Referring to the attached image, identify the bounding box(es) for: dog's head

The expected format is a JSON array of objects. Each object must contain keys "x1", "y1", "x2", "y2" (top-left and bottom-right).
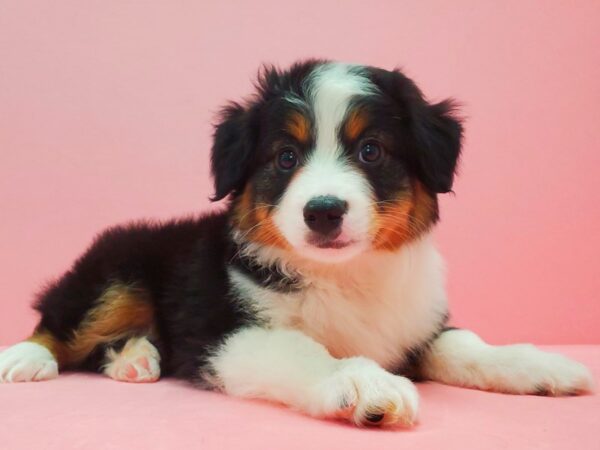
[{"x1": 211, "y1": 60, "x2": 463, "y2": 262}]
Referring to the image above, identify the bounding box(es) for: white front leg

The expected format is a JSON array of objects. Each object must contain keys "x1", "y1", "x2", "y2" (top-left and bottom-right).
[
  {"x1": 421, "y1": 329, "x2": 594, "y2": 395},
  {"x1": 207, "y1": 327, "x2": 419, "y2": 427}
]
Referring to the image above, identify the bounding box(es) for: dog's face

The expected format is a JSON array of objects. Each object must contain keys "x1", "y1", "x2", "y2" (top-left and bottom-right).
[{"x1": 211, "y1": 61, "x2": 462, "y2": 262}]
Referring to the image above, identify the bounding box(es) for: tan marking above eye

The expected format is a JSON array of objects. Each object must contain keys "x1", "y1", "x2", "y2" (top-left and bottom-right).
[
  {"x1": 286, "y1": 112, "x2": 311, "y2": 144},
  {"x1": 345, "y1": 109, "x2": 370, "y2": 141}
]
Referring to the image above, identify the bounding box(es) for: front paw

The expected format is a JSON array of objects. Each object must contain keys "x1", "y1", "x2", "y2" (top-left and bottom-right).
[
  {"x1": 313, "y1": 357, "x2": 419, "y2": 427},
  {"x1": 493, "y1": 345, "x2": 595, "y2": 396},
  {"x1": 526, "y1": 348, "x2": 594, "y2": 396}
]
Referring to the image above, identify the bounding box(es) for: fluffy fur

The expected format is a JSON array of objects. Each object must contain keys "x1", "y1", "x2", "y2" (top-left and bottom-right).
[{"x1": 0, "y1": 60, "x2": 593, "y2": 428}]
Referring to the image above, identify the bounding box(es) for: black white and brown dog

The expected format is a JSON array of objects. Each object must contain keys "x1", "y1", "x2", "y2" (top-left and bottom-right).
[{"x1": 0, "y1": 60, "x2": 593, "y2": 427}]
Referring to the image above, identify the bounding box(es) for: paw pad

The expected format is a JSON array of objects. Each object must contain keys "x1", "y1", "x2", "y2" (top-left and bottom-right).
[{"x1": 103, "y1": 338, "x2": 160, "y2": 383}]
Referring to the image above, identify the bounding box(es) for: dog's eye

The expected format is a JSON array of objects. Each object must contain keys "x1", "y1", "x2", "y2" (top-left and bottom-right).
[
  {"x1": 277, "y1": 147, "x2": 298, "y2": 171},
  {"x1": 358, "y1": 141, "x2": 382, "y2": 164}
]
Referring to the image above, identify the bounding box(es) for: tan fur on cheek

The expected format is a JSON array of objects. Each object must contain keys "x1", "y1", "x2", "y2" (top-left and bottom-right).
[
  {"x1": 233, "y1": 183, "x2": 290, "y2": 249},
  {"x1": 232, "y1": 186, "x2": 255, "y2": 230},
  {"x1": 372, "y1": 196, "x2": 414, "y2": 251},
  {"x1": 372, "y1": 182, "x2": 438, "y2": 251},
  {"x1": 411, "y1": 181, "x2": 438, "y2": 233},
  {"x1": 252, "y1": 208, "x2": 290, "y2": 249}
]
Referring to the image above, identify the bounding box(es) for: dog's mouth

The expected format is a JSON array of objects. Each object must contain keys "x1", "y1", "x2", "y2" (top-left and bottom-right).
[
  {"x1": 305, "y1": 231, "x2": 356, "y2": 250},
  {"x1": 315, "y1": 240, "x2": 354, "y2": 249}
]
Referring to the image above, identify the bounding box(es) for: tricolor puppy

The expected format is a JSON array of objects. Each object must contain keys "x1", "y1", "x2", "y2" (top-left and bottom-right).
[{"x1": 0, "y1": 61, "x2": 593, "y2": 427}]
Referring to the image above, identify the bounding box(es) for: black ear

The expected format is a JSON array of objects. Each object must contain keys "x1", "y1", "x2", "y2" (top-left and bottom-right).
[
  {"x1": 411, "y1": 99, "x2": 463, "y2": 193},
  {"x1": 210, "y1": 102, "x2": 257, "y2": 201},
  {"x1": 368, "y1": 67, "x2": 463, "y2": 193}
]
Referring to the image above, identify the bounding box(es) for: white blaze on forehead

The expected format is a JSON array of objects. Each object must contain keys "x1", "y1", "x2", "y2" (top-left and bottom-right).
[
  {"x1": 272, "y1": 63, "x2": 378, "y2": 261},
  {"x1": 306, "y1": 63, "x2": 376, "y2": 158}
]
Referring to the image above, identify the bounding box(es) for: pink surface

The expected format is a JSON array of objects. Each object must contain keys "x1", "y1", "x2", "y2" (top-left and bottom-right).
[
  {"x1": 0, "y1": 346, "x2": 597, "y2": 449},
  {"x1": 1, "y1": 1, "x2": 600, "y2": 345}
]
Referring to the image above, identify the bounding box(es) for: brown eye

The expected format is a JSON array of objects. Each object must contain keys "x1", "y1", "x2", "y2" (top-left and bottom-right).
[
  {"x1": 359, "y1": 141, "x2": 382, "y2": 164},
  {"x1": 277, "y1": 147, "x2": 298, "y2": 171}
]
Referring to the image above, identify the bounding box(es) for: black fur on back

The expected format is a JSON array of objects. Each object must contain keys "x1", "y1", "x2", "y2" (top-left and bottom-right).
[{"x1": 34, "y1": 213, "x2": 256, "y2": 379}]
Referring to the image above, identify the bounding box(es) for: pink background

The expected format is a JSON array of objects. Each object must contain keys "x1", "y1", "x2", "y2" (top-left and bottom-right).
[
  {"x1": 0, "y1": 1, "x2": 599, "y2": 345},
  {"x1": 2, "y1": 346, "x2": 598, "y2": 450}
]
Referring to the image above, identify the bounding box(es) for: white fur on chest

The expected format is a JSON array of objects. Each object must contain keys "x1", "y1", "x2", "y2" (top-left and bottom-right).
[{"x1": 230, "y1": 235, "x2": 448, "y2": 370}]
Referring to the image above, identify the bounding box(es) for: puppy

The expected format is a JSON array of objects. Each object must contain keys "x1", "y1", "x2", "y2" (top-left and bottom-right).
[{"x1": 0, "y1": 60, "x2": 593, "y2": 427}]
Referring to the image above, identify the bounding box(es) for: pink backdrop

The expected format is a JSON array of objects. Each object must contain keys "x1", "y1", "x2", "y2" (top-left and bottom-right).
[{"x1": 1, "y1": 1, "x2": 599, "y2": 345}]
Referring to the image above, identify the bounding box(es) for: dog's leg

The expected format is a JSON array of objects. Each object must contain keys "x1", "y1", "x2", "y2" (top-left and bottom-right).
[
  {"x1": 420, "y1": 328, "x2": 594, "y2": 395},
  {"x1": 103, "y1": 336, "x2": 161, "y2": 383},
  {"x1": 0, "y1": 341, "x2": 58, "y2": 383},
  {"x1": 0, "y1": 282, "x2": 155, "y2": 383},
  {"x1": 206, "y1": 327, "x2": 418, "y2": 427}
]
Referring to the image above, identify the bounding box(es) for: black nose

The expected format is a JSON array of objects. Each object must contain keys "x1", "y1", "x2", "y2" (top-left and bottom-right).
[{"x1": 303, "y1": 196, "x2": 348, "y2": 235}]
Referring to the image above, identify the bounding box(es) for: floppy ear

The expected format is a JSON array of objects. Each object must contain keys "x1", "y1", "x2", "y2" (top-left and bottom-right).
[
  {"x1": 210, "y1": 102, "x2": 257, "y2": 201},
  {"x1": 411, "y1": 99, "x2": 463, "y2": 193},
  {"x1": 368, "y1": 68, "x2": 463, "y2": 193}
]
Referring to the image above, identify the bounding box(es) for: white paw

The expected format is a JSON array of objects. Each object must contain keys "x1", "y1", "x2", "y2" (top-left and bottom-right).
[
  {"x1": 313, "y1": 357, "x2": 419, "y2": 427},
  {"x1": 512, "y1": 346, "x2": 594, "y2": 395},
  {"x1": 488, "y1": 345, "x2": 595, "y2": 396},
  {"x1": 0, "y1": 342, "x2": 58, "y2": 383},
  {"x1": 103, "y1": 337, "x2": 161, "y2": 383}
]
